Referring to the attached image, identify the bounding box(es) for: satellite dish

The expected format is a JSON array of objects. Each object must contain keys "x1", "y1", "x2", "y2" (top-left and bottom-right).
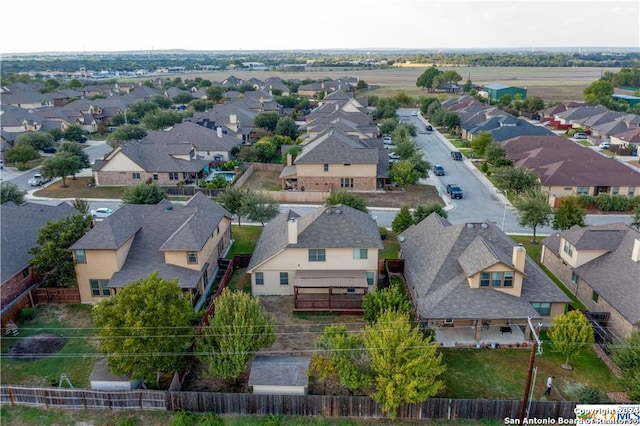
[
  {"x1": 370, "y1": 215, "x2": 377, "y2": 221},
  {"x1": 398, "y1": 236, "x2": 405, "y2": 242}
]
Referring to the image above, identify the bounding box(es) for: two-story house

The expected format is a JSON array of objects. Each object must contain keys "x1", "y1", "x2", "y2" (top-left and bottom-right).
[
  {"x1": 69, "y1": 193, "x2": 232, "y2": 309},
  {"x1": 246, "y1": 204, "x2": 383, "y2": 313},
  {"x1": 541, "y1": 223, "x2": 640, "y2": 340},
  {"x1": 399, "y1": 213, "x2": 570, "y2": 346}
]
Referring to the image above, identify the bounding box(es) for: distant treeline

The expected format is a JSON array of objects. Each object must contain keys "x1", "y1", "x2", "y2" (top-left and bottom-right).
[{"x1": 2, "y1": 51, "x2": 639, "y2": 76}]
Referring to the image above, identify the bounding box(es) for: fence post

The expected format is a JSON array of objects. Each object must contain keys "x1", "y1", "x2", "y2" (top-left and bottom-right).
[
  {"x1": 8, "y1": 386, "x2": 15, "y2": 405},
  {"x1": 43, "y1": 388, "x2": 48, "y2": 408}
]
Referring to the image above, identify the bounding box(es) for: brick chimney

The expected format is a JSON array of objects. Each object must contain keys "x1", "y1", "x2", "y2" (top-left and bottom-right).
[
  {"x1": 287, "y1": 218, "x2": 297, "y2": 245},
  {"x1": 632, "y1": 238, "x2": 640, "y2": 263},
  {"x1": 512, "y1": 244, "x2": 526, "y2": 271}
]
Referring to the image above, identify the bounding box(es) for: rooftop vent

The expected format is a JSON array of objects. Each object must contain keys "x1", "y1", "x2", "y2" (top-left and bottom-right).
[
  {"x1": 166, "y1": 205, "x2": 173, "y2": 211},
  {"x1": 481, "y1": 223, "x2": 488, "y2": 229},
  {"x1": 466, "y1": 223, "x2": 474, "y2": 229}
]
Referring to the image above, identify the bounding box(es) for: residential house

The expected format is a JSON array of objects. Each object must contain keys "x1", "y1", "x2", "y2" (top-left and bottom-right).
[
  {"x1": 1, "y1": 202, "x2": 77, "y2": 328},
  {"x1": 69, "y1": 193, "x2": 232, "y2": 308},
  {"x1": 398, "y1": 214, "x2": 570, "y2": 345},
  {"x1": 466, "y1": 114, "x2": 553, "y2": 142},
  {"x1": 610, "y1": 127, "x2": 640, "y2": 150},
  {"x1": 541, "y1": 223, "x2": 640, "y2": 340},
  {"x1": 0, "y1": 105, "x2": 44, "y2": 133},
  {"x1": 246, "y1": 204, "x2": 383, "y2": 313}
]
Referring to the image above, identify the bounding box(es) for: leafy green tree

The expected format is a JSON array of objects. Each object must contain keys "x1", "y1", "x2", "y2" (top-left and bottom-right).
[
  {"x1": 253, "y1": 139, "x2": 277, "y2": 162},
  {"x1": 547, "y1": 310, "x2": 595, "y2": 370},
  {"x1": 150, "y1": 95, "x2": 173, "y2": 109},
  {"x1": 206, "y1": 86, "x2": 223, "y2": 102},
  {"x1": 217, "y1": 186, "x2": 248, "y2": 226},
  {"x1": 49, "y1": 128, "x2": 64, "y2": 142},
  {"x1": 394, "y1": 91, "x2": 414, "y2": 107},
  {"x1": 40, "y1": 151, "x2": 82, "y2": 187},
  {"x1": 389, "y1": 160, "x2": 421, "y2": 186},
  {"x1": 240, "y1": 191, "x2": 280, "y2": 226},
  {"x1": 432, "y1": 70, "x2": 463, "y2": 90},
  {"x1": 416, "y1": 67, "x2": 442, "y2": 89},
  {"x1": 392, "y1": 205, "x2": 415, "y2": 233},
  {"x1": 1, "y1": 182, "x2": 26, "y2": 205},
  {"x1": 72, "y1": 198, "x2": 91, "y2": 215},
  {"x1": 282, "y1": 145, "x2": 302, "y2": 164},
  {"x1": 356, "y1": 80, "x2": 369, "y2": 90},
  {"x1": 378, "y1": 118, "x2": 398, "y2": 136},
  {"x1": 631, "y1": 207, "x2": 640, "y2": 231},
  {"x1": 584, "y1": 80, "x2": 614, "y2": 105},
  {"x1": 189, "y1": 98, "x2": 214, "y2": 112},
  {"x1": 442, "y1": 111, "x2": 461, "y2": 132},
  {"x1": 254, "y1": 112, "x2": 279, "y2": 132},
  {"x1": 172, "y1": 92, "x2": 193, "y2": 105},
  {"x1": 6, "y1": 144, "x2": 40, "y2": 168},
  {"x1": 362, "y1": 310, "x2": 445, "y2": 419},
  {"x1": 413, "y1": 202, "x2": 448, "y2": 223},
  {"x1": 610, "y1": 331, "x2": 640, "y2": 402},
  {"x1": 424, "y1": 99, "x2": 441, "y2": 118},
  {"x1": 325, "y1": 190, "x2": 368, "y2": 212},
  {"x1": 513, "y1": 189, "x2": 553, "y2": 244},
  {"x1": 522, "y1": 96, "x2": 545, "y2": 112},
  {"x1": 361, "y1": 281, "x2": 411, "y2": 325},
  {"x1": 63, "y1": 125, "x2": 85, "y2": 142},
  {"x1": 552, "y1": 197, "x2": 587, "y2": 230},
  {"x1": 29, "y1": 213, "x2": 91, "y2": 287},
  {"x1": 15, "y1": 131, "x2": 55, "y2": 151},
  {"x1": 107, "y1": 125, "x2": 148, "y2": 148},
  {"x1": 93, "y1": 271, "x2": 197, "y2": 386},
  {"x1": 68, "y1": 78, "x2": 83, "y2": 89},
  {"x1": 142, "y1": 109, "x2": 184, "y2": 130},
  {"x1": 58, "y1": 141, "x2": 90, "y2": 169},
  {"x1": 274, "y1": 94, "x2": 299, "y2": 108},
  {"x1": 197, "y1": 289, "x2": 275, "y2": 380},
  {"x1": 374, "y1": 98, "x2": 399, "y2": 120},
  {"x1": 317, "y1": 324, "x2": 373, "y2": 395},
  {"x1": 122, "y1": 183, "x2": 167, "y2": 204},
  {"x1": 484, "y1": 142, "x2": 507, "y2": 164},
  {"x1": 493, "y1": 166, "x2": 539, "y2": 195},
  {"x1": 274, "y1": 116, "x2": 298, "y2": 139},
  {"x1": 471, "y1": 132, "x2": 493, "y2": 158}
]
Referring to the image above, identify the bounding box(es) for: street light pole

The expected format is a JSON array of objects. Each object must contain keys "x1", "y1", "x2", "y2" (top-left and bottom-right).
[{"x1": 501, "y1": 190, "x2": 508, "y2": 231}]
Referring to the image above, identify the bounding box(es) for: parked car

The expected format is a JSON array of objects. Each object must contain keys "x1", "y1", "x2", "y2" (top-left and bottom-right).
[
  {"x1": 0, "y1": 159, "x2": 4, "y2": 169},
  {"x1": 28, "y1": 174, "x2": 51, "y2": 186},
  {"x1": 106, "y1": 126, "x2": 118, "y2": 133},
  {"x1": 42, "y1": 146, "x2": 57, "y2": 154},
  {"x1": 388, "y1": 152, "x2": 401, "y2": 160},
  {"x1": 574, "y1": 132, "x2": 588, "y2": 139},
  {"x1": 91, "y1": 207, "x2": 115, "y2": 221},
  {"x1": 599, "y1": 141, "x2": 611, "y2": 149},
  {"x1": 425, "y1": 124, "x2": 433, "y2": 132},
  {"x1": 451, "y1": 151, "x2": 463, "y2": 161},
  {"x1": 446, "y1": 184, "x2": 463, "y2": 199},
  {"x1": 79, "y1": 135, "x2": 88, "y2": 143},
  {"x1": 383, "y1": 136, "x2": 393, "y2": 145},
  {"x1": 411, "y1": 111, "x2": 419, "y2": 116},
  {"x1": 433, "y1": 165, "x2": 445, "y2": 176}
]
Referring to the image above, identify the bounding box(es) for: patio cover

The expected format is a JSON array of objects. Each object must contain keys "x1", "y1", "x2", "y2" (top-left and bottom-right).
[{"x1": 294, "y1": 270, "x2": 368, "y2": 288}]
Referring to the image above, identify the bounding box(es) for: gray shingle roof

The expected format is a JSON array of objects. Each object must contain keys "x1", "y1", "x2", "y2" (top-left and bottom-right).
[
  {"x1": 248, "y1": 356, "x2": 310, "y2": 388},
  {"x1": 399, "y1": 214, "x2": 569, "y2": 320},
  {"x1": 145, "y1": 122, "x2": 241, "y2": 153},
  {"x1": 295, "y1": 129, "x2": 379, "y2": 164}
]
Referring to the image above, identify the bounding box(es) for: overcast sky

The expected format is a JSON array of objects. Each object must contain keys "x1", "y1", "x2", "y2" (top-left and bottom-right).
[{"x1": 2, "y1": 0, "x2": 638, "y2": 54}]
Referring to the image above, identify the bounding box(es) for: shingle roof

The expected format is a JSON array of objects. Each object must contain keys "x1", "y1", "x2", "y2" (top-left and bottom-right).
[
  {"x1": 145, "y1": 122, "x2": 240, "y2": 153},
  {"x1": 399, "y1": 214, "x2": 569, "y2": 320},
  {"x1": 248, "y1": 356, "x2": 310, "y2": 388},
  {"x1": 295, "y1": 129, "x2": 379, "y2": 164}
]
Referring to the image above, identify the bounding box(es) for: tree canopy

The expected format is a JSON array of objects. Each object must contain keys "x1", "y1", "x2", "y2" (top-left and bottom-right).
[
  {"x1": 15, "y1": 131, "x2": 55, "y2": 151},
  {"x1": 40, "y1": 151, "x2": 83, "y2": 187},
  {"x1": 513, "y1": 189, "x2": 553, "y2": 243},
  {"x1": 552, "y1": 197, "x2": 587, "y2": 230},
  {"x1": 392, "y1": 205, "x2": 414, "y2": 233},
  {"x1": 254, "y1": 112, "x2": 280, "y2": 132},
  {"x1": 325, "y1": 191, "x2": 368, "y2": 213},
  {"x1": 547, "y1": 310, "x2": 595, "y2": 370},
  {"x1": 93, "y1": 271, "x2": 198, "y2": 386},
  {"x1": 274, "y1": 116, "x2": 298, "y2": 139},
  {"x1": 1, "y1": 182, "x2": 26, "y2": 205},
  {"x1": 58, "y1": 141, "x2": 90, "y2": 169},
  {"x1": 6, "y1": 144, "x2": 40, "y2": 168},
  {"x1": 610, "y1": 331, "x2": 640, "y2": 402},
  {"x1": 361, "y1": 280, "x2": 412, "y2": 325},
  {"x1": 240, "y1": 191, "x2": 280, "y2": 226},
  {"x1": 122, "y1": 183, "x2": 167, "y2": 204},
  {"x1": 493, "y1": 166, "x2": 539, "y2": 195},
  {"x1": 416, "y1": 67, "x2": 442, "y2": 89}
]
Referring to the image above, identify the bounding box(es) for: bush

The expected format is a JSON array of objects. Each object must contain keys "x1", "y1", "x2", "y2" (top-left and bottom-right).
[
  {"x1": 171, "y1": 411, "x2": 195, "y2": 426},
  {"x1": 480, "y1": 162, "x2": 489, "y2": 173},
  {"x1": 576, "y1": 194, "x2": 595, "y2": 208},
  {"x1": 379, "y1": 227, "x2": 388, "y2": 240},
  {"x1": 564, "y1": 383, "x2": 609, "y2": 403},
  {"x1": 19, "y1": 306, "x2": 37, "y2": 322}
]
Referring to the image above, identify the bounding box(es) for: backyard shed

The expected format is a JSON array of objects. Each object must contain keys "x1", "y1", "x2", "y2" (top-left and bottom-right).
[
  {"x1": 90, "y1": 359, "x2": 141, "y2": 391},
  {"x1": 248, "y1": 356, "x2": 310, "y2": 395}
]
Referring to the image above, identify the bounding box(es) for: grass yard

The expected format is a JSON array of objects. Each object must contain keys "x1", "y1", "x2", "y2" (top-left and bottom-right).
[
  {"x1": 226, "y1": 225, "x2": 262, "y2": 258},
  {"x1": 379, "y1": 229, "x2": 400, "y2": 259},
  {"x1": 1, "y1": 304, "x2": 98, "y2": 388},
  {"x1": 34, "y1": 176, "x2": 125, "y2": 199}
]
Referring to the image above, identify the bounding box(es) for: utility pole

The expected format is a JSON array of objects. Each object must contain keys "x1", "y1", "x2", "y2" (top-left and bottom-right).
[{"x1": 518, "y1": 340, "x2": 538, "y2": 423}]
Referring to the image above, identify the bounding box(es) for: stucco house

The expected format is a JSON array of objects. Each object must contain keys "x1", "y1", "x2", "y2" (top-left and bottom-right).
[
  {"x1": 246, "y1": 204, "x2": 383, "y2": 313},
  {"x1": 541, "y1": 223, "x2": 640, "y2": 340},
  {"x1": 398, "y1": 214, "x2": 570, "y2": 345},
  {"x1": 69, "y1": 193, "x2": 232, "y2": 309}
]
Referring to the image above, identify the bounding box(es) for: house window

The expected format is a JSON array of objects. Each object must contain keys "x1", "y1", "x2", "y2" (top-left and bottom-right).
[
  {"x1": 347, "y1": 288, "x2": 355, "y2": 294},
  {"x1": 280, "y1": 272, "x2": 289, "y2": 286},
  {"x1": 503, "y1": 271, "x2": 514, "y2": 287},
  {"x1": 255, "y1": 272, "x2": 264, "y2": 285},
  {"x1": 169, "y1": 172, "x2": 179, "y2": 180},
  {"x1": 90, "y1": 279, "x2": 110, "y2": 297},
  {"x1": 563, "y1": 240, "x2": 575, "y2": 257},
  {"x1": 629, "y1": 186, "x2": 636, "y2": 197},
  {"x1": 344, "y1": 163, "x2": 351, "y2": 166},
  {"x1": 132, "y1": 172, "x2": 141, "y2": 179},
  {"x1": 571, "y1": 271, "x2": 579, "y2": 284},
  {"x1": 592, "y1": 291, "x2": 599, "y2": 303},
  {"x1": 153, "y1": 173, "x2": 158, "y2": 181},
  {"x1": 187, "y1": 251, "x2": 198, "y2": 264},
  {"x1": 491, "y1": 272, "x2": 502, "y2": 287},
  {"x1": 366, "y1": 271, "x2": 374, "y2": 286},
  {"x1": 21, "y1": 267, "x2": 30, "y2": 279},
  {"x1": 576, "y1": 186, "x2": 589, "y2": 195},
  {"x1": 353, "y1": 249, "x2": 368, "y2": 259},
  {"x1": 531, "y1": 302, "x2": 551, "y2": 316},
  {"x1": 75, "y1": 249, "x2": 86, "y2": 264},
  {"x1": 323, "y1": 164, "x2": 329, "y2": 172},
  {"x1": 612, "y1": 186, "x2": 619, "y2": 195},
  {"x1": 480, "y1": 272, "x2": 490, "y2": 287},
  {"x1": 308, "y1": 249, "x2": 326, "y2": 262},
  {"x1": 340, "y1": 178, "x2": 354, "y2": 188}
]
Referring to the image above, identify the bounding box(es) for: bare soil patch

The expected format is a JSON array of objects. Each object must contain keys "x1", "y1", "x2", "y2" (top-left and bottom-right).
[
  {"x1": 238, "y1": 170, "x2": 282, "y2": 191},
  {"x1": 8, "y1": 333, "x2": 67, "y2": 361}
]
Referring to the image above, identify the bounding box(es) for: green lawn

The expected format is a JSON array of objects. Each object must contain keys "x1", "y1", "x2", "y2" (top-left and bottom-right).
[
  {"x1": 1, "y1": 304, "x2": 98, "y2": 388},
  {"x1": 379, "y1": 229, "x2": 400, "y2": 259},
  {"x1": 226, "y1": 225, "x2": 262, "y2": 258}
]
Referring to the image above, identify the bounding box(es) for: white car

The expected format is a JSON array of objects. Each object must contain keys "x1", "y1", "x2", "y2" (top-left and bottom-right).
[
  {"x1": 28, "y1": 174, "x2": 51, "y2": 186},
  {"x1": 383, "y1": 136, "x2": 393, "y2": 145},
  {"x1": 91, "y1": 207, "x2": 115, "y2": 220},
  {"x1": 411, "y1": 111, "x2": 419, "y2": 116},
  {"x1": 599, "y1": 142, "x2": 611, "y2": 149}
]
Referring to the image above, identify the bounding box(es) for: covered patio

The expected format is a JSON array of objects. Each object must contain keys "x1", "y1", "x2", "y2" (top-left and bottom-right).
[
  {"x1": 433, "y1": 322, "x2": 530, "y2": 348},
  {"x1": 293, "y1": 270, "x2": 369, "y2": 314}
]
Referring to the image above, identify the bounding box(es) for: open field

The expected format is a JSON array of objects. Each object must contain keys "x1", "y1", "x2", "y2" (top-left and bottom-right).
[{"x1": 175, "y1": 66, "x2": 613, "y2": 102}]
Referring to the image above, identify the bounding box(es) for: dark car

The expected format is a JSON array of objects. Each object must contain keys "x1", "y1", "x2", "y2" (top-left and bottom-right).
[
  {"x1": 425, "y1": 124, "x2": 433, "y2": 132},
  {"x1": 433, "y1": 165, "x2": 445, "y2": 176},
  {"x1": 42, "y1": 146, "x2": 57, "y2": 154},
  {"x1": 451, "y1": 151, "x2": 463, "y2": 161},
  {"x1": 79, "y1": 135, "x2": 88, "y2": 143},
  {"x1": 446, "y1": 184, "x2": 463, "y2": 199}
]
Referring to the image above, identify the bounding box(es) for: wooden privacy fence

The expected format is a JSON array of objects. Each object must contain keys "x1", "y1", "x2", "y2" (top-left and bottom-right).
[
  {"x1": 34, "y1": 288, "x2": 81, "y2": 304},
  {"x1": 0, "y1": 386, "x2": 578, "y2": 421}
]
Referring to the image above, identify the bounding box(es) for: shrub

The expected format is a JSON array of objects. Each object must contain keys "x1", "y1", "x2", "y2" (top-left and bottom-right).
[
  {"x1": 198, "y1": 413, "x2": 224, "y2": 426},
  {"x1": 576, "y1": 194, "x2": 595, "y2": 208},
  {"x1": 379, "y1": 227, "x2": 388, "y2": 240},
  {"x1": 564, "y1": 383, "x2": 609, "y2": 404},
  {"x1": 19, "y1": 306, "x2": 37, "y2": 322},
  {"x1": 171, "y1": 411, "x2": 195, "y2": 426},
  {"x1": 117, "y1": 418, "x2": 138, "y2": 426},
  {"x1": 480, "y1": 162, "x2": 489, "y2": 173}
]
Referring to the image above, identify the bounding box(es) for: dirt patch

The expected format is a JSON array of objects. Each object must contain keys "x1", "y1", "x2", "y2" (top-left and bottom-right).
[
  {"x1": 239, "y1": 170, "x2": 282, "y2": 191},
  {"x1": 8, "y1": 333, "x2": 67, "y2": 361}
]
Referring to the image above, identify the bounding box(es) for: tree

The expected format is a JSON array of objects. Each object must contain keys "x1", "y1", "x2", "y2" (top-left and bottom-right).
[
  {"x1": 274, "y1": 116, "x2": 298, "y2": 139},
  {"x1": 122, "y1": 183, "x2": 167, "y2": 204},
  {"x1": 392, "y1": 205, "x2": 414, "y2": 233},
  {"x1": 253, "y1": 139, "x2": 277, "y2": 162},
  {"x1": 1, "y1": 182, "x2": 26, "y2": 205},
  {"x1": 513, "y1": 189, "x2": 553, "y2": 244},
  {"x1": 547, "y1": 310, "x2": 595, "y2": 370},
  {"x1": 442, "y1": 111, "x2": 461, "y2": 132},
  {"x1": 6, "y1": 144, "x2": 40, "y2": 168},
  {"x1": 419, "y1": 97, "x2": 439, "y2": 116},
  {"x1": 63, "y1": 125, "x2": 85, "y2": 142},
  {"x1": 93, "y1": 271, "x2": 197, "y2": 386},
  {"x1": 484, "y1": 142, "x2": 507, "y2": 164},
  {"x1": 240, "y1": 191, "x2": 280, "y2": 226},
  {"x1": 254, "y1": 112, "x2": 279, "y2": 132},
  {"x1": 15, "y1": 131, "x2": 55, "y2": 151},
  {"x1": 40, "y1": 151, "x2": 82, "y2": 187},
  {"x1": 217, "y1": 186, "x2": 248, "y2": 226},
  {"x1": 142, "y1": 109, "x2": 184, "y2": 130},
  {"x1": 631, "y1": 207, "x2": 640, "y2": 231},
  {"x1": 584, "y1": 80, "x2": 614, "y2": 105},
  {"x1": 206, "y1": 86, "x2": 224, "y2": 102},
  {"x1": 58, "y1": 141, "x2": 91, "y2": 169},
  {"x1": 378, "y1": 118, "x2": 398, "y2": 136},
  {"x1": 493, "y1": 166, "x2": 539, "y2": 195},
  {"x1": 29, "y1": 213, "x2": 91, "y2": 287},
  {"x1": 362, "y1": 310, "x2": 445, "y2": 419},
  {"x1": 107, "y1": 125, "x2": 147, "y2": 148},
  {"x1": 325, "y1": 190, "x2": 368, "y2": 212},
  {"x1": 552, "y1": 197, "x2": 587, "y2": 230},
  {"x1": 361, "y1": 280, "x2": 411, "y2": 325},
  {"x1": 416, "y1": 67, "x2": 442, "y2": 89},
  {"x1": 610, "y1": 331, "x2": 640, "y2": 401},
  {"x1": 471, "y1": 132, "x2": 493, "y2": 158},
  {"x1": 68, "y1": 78, "x2": 83, "y2": 89},
  {"x1": 197, "y1": 289, "x2": 275, "y2": 381},
  {"x1": 389, "y1": 160, "x2": 421, "y2": 186},
  {"x1": 356, "y1": 80, "x2": 369, "y2": 90},
  {"x1": 413, "y1": 203, "x2": 448, "y2": 223},
  {"x1": 72, "y1": 198, "x2": 91, "y2": 215},
  {"x1": 172, "y1": 92, "x2": 193, "y2": 105}
]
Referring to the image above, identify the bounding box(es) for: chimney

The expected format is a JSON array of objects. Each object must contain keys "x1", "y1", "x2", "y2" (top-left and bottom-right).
[
  {"x1": 512, "y1": 244, "x2": 526, "y2": 271},
  {"x1": 286, "y1": 153, "x2": 293, "y2": 166},
  {"x1": 287, "y1": 218, "x2": 298, "y2": 245},
  {"x1": 229, "y1": 114, "x2": 237, "y2": 124},
  {"x1": 216, "y1": 126, "x2": 222, "y2": 138},
  {"x1": 632, "y1": 238, "x2": 640, "y2": 263}
]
